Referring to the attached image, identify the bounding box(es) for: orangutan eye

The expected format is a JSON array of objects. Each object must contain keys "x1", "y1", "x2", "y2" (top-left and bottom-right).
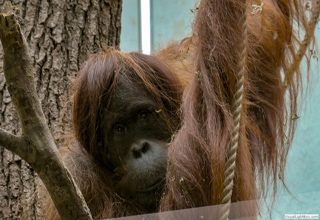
[
  {"x1": 113, "y1": 124, "x2": 126, "y2": 134},
  {"x1": 138, "y1": 110, "x2": 151, "y2": 121}
]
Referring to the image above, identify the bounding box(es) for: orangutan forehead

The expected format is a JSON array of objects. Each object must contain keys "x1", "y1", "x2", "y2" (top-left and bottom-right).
[{"x1": 107, "y1": 76, "x2": 157, "y2": 113}]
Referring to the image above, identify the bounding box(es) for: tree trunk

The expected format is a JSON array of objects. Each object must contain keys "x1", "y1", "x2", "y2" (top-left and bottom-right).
[{"x1": 0, "y1": 0, "x2": 122, "y2": 219}]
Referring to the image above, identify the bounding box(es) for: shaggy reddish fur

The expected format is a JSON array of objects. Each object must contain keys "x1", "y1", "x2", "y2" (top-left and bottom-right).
[{"x1": 43, "y1": 0, "x2": 315, "y2": 219}]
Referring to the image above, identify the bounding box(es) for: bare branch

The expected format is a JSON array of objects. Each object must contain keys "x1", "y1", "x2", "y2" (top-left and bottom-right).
[
  {"x1": 0, "y1": 128, "x2": 29, "y2": 155},
  {"x1": 0, "y1": 6, "x2": 92, "y2": 220},
  {"x1": 0, "y1": 12, "x2": 46, "y2": 135}
]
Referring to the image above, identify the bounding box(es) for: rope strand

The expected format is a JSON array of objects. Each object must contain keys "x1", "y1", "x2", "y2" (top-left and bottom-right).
[
  {"x1": 219, "y1": 2, "x2": 248, "y2": 220},
  {"x1": 219, "y1": 1, "x2": 320, "y2": 219}
]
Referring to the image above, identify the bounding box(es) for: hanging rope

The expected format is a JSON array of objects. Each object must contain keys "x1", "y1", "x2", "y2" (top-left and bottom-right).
[
  {"x1": 219, "y1": 1, "x2": 248, "y2": 220},
  {"x1": 285, "y1": 0, "x2": 320, "y2": 85},
  {"x1": 219, "y1": 1, "x2": 320, "y2": 219}
]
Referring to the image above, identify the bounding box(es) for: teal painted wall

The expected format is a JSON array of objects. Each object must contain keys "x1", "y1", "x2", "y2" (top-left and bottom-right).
[
  {"x1": 150, "y1": 0, "x2": 195, "y2": 51},
  {"x1": 121, "y1": 0, "x2": 320, "y2": 217},
  {"x1": 120, "y1": 0, "x2": 140, "y2": 52},
  {"x1": 120, "y1": 0, "x2": 195, "y2": 53}
]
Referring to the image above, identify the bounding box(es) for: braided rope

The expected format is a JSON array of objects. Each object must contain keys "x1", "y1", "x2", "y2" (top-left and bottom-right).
[
  {"x1": 219, "y1": 2, "x2": 248, "y2": 220},
  {"x1": 285, "y1": 0, "x2": 320, "y2": 84},
  {"x1": 218, "y1": 1, "x2": 320, "y2": 219}
]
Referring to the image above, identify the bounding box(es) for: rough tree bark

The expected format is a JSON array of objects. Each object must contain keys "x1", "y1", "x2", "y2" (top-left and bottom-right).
[{"x1": 0, "y1": 0, "x2": 122, "y2": 219}]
